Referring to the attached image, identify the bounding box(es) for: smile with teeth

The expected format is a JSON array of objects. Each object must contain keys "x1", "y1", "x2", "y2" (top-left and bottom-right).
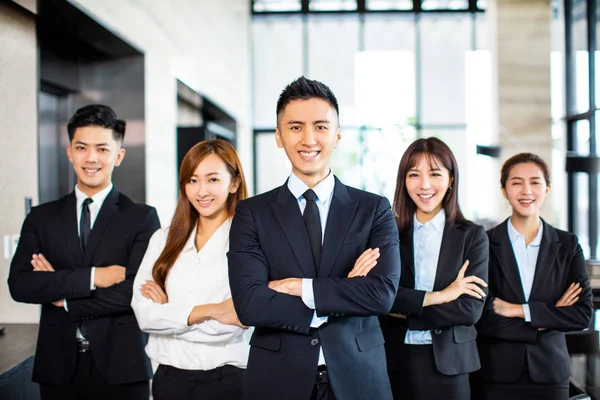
[
  {"x1": 299, "y1": 150, "x2": 320, "y2": 159},
  {"x1": 519, "y1": 199, "x2": 534, "y2": 204},
  {"x1": 418, "y1": 193, "x2": 435, "y2": 200},
  {"x1": 197, "y1": 199, "x2": 213, "y2": 207},
  {"x1": 83, "y1": 167, "x2": 100, "y2": 175}
]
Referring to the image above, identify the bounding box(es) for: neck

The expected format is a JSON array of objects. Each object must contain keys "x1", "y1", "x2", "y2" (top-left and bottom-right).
[
  {"x1": 294, "y1": 169, "x2": 330, "y2": 189},
  {"x1": 416, "y1": 207, "x2": 442, "y2": 225},
  {"x1": 510, "y1": 213, "x2": 540, "y2": 242},
  {"x1": 78, "y1": 182, "x2": 111, "y2": 198},
  {"x1": 196, "y1": 210, "x2": 229, "y2": 236}
]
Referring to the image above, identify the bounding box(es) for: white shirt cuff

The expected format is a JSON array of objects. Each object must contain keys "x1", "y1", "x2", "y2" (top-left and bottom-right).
[
  {"x1": 301, "y1": 278, "x2": 316, "y2": 309},
  {"x1": 522, "y1": 304, "x2": 531, "y2": 322},
  {"x1": 64, "y1": 299, "x2": 69, "y2": 312},
  {"x1": 90, "y1": 267, "x2": 97, "y2": 290}
]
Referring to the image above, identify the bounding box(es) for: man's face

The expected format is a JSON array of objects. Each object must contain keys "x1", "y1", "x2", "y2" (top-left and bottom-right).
[
  {"x1": 275, "y1": 98, "x2": 341, "y2": 187},
  {"x1": 66, "y1": 126, "x2": 125, "y2": 196}
]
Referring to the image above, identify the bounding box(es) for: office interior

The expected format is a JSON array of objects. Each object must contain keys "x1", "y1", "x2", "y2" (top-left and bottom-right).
[{"x1": 0, "y1": 0, "x2": 599, "y2": 398}]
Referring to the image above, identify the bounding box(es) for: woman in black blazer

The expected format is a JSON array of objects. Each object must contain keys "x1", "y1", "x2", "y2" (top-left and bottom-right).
[
  {"x1": 380, "y1": 137, "x2": 489, "y2": 400},
  {"x1": 472, "y1": 152, "x2": 593, "y2": 399}
]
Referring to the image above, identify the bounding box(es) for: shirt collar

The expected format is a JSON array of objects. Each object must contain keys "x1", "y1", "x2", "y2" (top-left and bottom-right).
[
  {"x1": 75, "y1": 183, "x2": 113, "y2": 210},
  {"x1": 413, "y1": 209, "x2": 446, "y2": 234},
  {"x1": 183, "y1": 217, "x2": 232, "y2": 252},
  {"x1": 507, "y1": 218, "x2": 543, "y2": 247},
  {"x1": 287, "y1": 170, "x2": 335, "y2": 205}
]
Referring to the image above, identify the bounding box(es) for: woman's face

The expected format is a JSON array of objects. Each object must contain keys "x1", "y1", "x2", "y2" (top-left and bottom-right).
[
  {"x1": 185, "y1": 153, "x2": 239, "y2": 221},
  {"x1": 502, "y1": 162, "x2": 550, "y2": 219},
  {"x1": 405, "y1": 155, "x2": 452, "y2": 223}
]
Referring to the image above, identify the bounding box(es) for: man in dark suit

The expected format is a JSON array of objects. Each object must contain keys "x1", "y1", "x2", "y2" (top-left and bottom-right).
[
  {"x1": 228, "y1": 77, "x2": 401, "y2": 400},
  {"x1": 8, "y1": 105, "x2": 160, "y2": 400}
]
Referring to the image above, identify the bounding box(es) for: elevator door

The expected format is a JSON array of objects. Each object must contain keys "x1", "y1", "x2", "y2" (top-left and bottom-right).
[{"x1": 38, "y1": 91, "x2": 74, "y2": 203}]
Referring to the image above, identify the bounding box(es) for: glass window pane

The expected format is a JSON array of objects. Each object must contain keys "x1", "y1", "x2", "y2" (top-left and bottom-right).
[
  {"x1": 569, "y1": 0, "x2": 589, "y2": 114},
  {"x1": 477, "y1": 0, "x2": 486, "y2": 9},
  {"x1": 309, "y1": 0, "x2": 357, "y2": 11},
  {"x1": 420, "y1": 13, "x2": 471, "y2": 125},
  {"x1": 366, "y1": 0, "x2": 413, "y2": 11},
  {"x1": 574, "y1": 172, "x2": 590, "y2": 260},
  {"x1": 255, "y1": 132, "x2": 291, "y2": 194},
  {"x1": 252, "y1": 15, "x2": 304, "y2": 129},
  {"x1": 574, "y1": 119, "x2": 591, "y2": 155},
  {"x1": 307, "y1": 15, "x2": 360, "y2": 126},
  {"x1": 364, "y1": 14, "x2": 415, "y2": 51},
  {"x1": 475, "y1": 12, "x2": 488, "y2": 50},
  {"x1": 421, "y1": 0, "x2": 468, "y2": 10},
  {"x1": 253, "y1": 0, "x2": 302, "y2": 12}
]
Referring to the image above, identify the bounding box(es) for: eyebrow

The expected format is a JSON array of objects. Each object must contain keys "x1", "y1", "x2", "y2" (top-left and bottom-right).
[
  {"x1": 191, "y1": 172, "x2": 221, "y2": 177},
  {"x1": 74, "y1": 141, "x2": 110, "y2": 146},
  {"x1": 286, "y1": 120, "x2": 331, "y2": 125}
]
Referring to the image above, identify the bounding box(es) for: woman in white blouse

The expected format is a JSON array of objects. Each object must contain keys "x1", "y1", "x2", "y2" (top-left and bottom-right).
[{"x1": 132, "y1": 139, "x2": 249, "y2": 400}]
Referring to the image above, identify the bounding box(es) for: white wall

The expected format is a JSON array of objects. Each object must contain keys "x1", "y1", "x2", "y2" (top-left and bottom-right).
[
  {"x1": 70, "y1": 0, "x2": 253, "y2": 223},
  {"x1": 0, "y1": 2, "x2": 40, "y2": 323}
]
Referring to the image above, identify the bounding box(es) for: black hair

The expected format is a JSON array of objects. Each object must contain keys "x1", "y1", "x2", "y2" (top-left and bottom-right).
[
  {"x1": 67, "y1": 104, "x2": 126, "y2": 143},
  {"x1": 276, "y1": 76, "x2": 339, "y2": 123}
]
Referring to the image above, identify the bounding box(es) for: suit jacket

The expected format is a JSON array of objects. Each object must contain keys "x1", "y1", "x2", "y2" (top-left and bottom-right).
[
  {"x1": 380, "y1": 221, "x2": 489, "y2": 376},
  {"x1": 8, "y1": 188, "x2": 160, "y2": 385},
  {"x1": 474, "y1": 219, "x2": 593, "y2": 384},
  {"x1": 227, "y1": 178, "x2": 400, "y2": 400}
]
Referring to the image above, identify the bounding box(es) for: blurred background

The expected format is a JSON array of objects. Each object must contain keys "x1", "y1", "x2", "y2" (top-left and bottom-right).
[{"x1": 0, "y1": 0, "x2": 599, "y2": 397}]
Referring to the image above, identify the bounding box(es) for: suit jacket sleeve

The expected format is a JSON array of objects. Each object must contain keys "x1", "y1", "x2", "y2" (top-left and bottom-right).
[
  {"x1": 407, "y1": 225, "x2": 489, "y2": 330},
  {"x1": 475, "y1": 293, "x2": 538, "y2": 343},
  {"x1": 228, "y1": 201, "x2": 315, "y2": 333},
  {"x1": 8, "y1": 208, "x2": 93, "y2": 304},
  {"x1": 65, "y1": 207, "x2": 160, "y2": 319},
  {"x1": 528, "y1": 236, "x2": 593, "y2": 331},
  {"x1": 312, "y1": 197, "x2": 401, "y2": 316}
]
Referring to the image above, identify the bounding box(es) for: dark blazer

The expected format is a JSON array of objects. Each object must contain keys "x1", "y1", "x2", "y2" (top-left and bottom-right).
[
  {"x1": 8, "y1": 189, "x2": 160, "y2": 385},
  {"x1": 228, "y1": 178, "x2": 401, "y2": 400},
  {"x1": 380, "y1": 221, "x2": 489, "y2": 376},
  {"x1": 474, "y1": 219, "x2": 593, "y2": 384}
]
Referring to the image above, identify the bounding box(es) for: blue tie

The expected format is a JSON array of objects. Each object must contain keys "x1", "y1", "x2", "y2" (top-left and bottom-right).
[{"x1": 303, "y1": 189, "x2": 322, "y2": 272}]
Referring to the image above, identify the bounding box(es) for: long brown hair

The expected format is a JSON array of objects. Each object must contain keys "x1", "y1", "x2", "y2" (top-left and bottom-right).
[
  {"x1": 393, "y1": 137, "x2": 466, "y2": 236},
  {"x1": 152, "y1": 139, "x2": 248, "y2": 291}
]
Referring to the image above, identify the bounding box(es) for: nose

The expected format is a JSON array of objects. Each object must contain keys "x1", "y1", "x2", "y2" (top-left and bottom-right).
[
  {"x1": 86, "y1": 148, "x2": 99, "y2": 163},
  {"x1": 419, "y1": 175, "x2": 431, "y2": 190},
  {"x1": 197, "y1": 182, "x2": 209, "y2": 197},
  {"x1": 300, "y1": 127, "x2": 317, "y2": 146},
  {"x1": 522, "y1": 183, "x2": 532, "y2": 194}
]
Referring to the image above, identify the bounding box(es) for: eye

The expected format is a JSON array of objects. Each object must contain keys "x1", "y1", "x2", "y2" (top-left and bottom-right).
[
  {"x1": 512, "y1": 182, "x2": 521, "y2": 186},
  {"x1": 290, "y1": 125, "x2": 301, "y2": 131},
  {"x1": 431, "y1": 172, "x2": 442, "y2": 177},
  {"x1": 316, "y1": 125, "x2": 328, "y2": 131},
  {"x1": 407, "y1": 173, "x2": 418, "y2": 178},
  {"x1": 76, "y1": 146, "x2": 85, "y2": 151},
  {"x1": 209, "y1": 178, "x2": 219, "y2": 183},
  {"x1": 99, "y1": 148, "x2": 109, "y2": 153},
  {"x1": 532, "y1": 181, "x2": 540, "y2": 185},
  {"x1": 188, "y1": 178, "x2": 197, "y2": 184}
]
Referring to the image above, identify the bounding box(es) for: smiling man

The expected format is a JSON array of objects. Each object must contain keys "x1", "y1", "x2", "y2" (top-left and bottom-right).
[
  {"x1": 228, "y1": 77, "x2": 401, "y2": 400},
  {"x1": 8, "y1": 105, "x2": 160, "y2": 400}
]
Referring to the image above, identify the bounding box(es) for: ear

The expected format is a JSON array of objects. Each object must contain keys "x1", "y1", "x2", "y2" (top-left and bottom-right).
[
  {"x1": 545, "y1": 184, "x2": 551, "y2": 196},
  {"x1": 66, "y1": 144, "x2": 73, "y2": 163},
  {"x1": 501, "y1": 187, "x2": 508, "y2": 199},
  {"x1": 333, "y1": 127, "x2": 341, "y2": 148},
  {"x1": 229, "y1": 175, "x2": 241, "y2": 194},
  {"x1": 114, "y1": 148, "x2": 126, "y2": 167},
  {"x1": 275, "y1": 127, "x2": 284, "y2": 149}
]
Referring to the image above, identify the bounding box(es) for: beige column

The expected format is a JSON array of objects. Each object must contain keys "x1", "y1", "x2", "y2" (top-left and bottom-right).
[
  {"x1": 0, "y1": 2, "x2": 40, "y2": 322},
  {"x1": 490, "y1": 0, "x2": 558, "y2": 224}
]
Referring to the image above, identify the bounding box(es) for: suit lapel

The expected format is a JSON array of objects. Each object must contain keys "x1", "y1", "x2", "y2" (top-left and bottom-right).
[
  {"x1": 433, "y1": 223, "x2": 465, "y2": 291},
  {"x1": 82, "y1": 188, "x2": 119, "y2": 268},
  {"x1": 271, "y1": 184, "x2": 317, "y2": 278},
  {"x1": 489, "y1": 220, "x2": 527, "y2": 303},
  {"x1": 530, "y1": 219, "x2": 561, "y2": 297},
  {"x1": 400, "y1": 230, "x2": 415, "y2": 285},
  {"x1": 61, "y1": 192, "x2": 83, "y2": 267},
  {"x1": 319, "y1": 179, "x2": 357, "y2": 278}
]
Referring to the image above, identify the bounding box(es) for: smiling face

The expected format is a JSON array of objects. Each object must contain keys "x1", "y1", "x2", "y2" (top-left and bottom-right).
[
  {"x1": 405, "y1": 155, "x2": 452, "y2": 223},
  {"x1": 185, "y1": 153, "x2": 240, "y2": 222},
  {"x1": 275, "y1": 98, "x2": 341, "y2": 188},
  {"x1": 502, "y1": 162, "x2": 550, "y2": 220},
  {"x1": 66, "y1": 126, "x2": 125, "y2": 197}
]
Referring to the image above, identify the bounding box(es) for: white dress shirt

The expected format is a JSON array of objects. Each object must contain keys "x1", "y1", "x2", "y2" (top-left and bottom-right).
[
  {"x1": 507, "y1": 218, "x2": 543, "y2": 322},
  {"x1": 65, "y1": 184, "x2": 113, "y2": 335},
  {"x1": 405, "y1": 210, "x2": 445, "y2": 345},
  {"x1": 132, "y1": 218, "x2": 250, "y2": 370}
]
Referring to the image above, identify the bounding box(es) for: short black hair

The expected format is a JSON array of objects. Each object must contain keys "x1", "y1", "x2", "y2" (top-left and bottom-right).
[
  {"x1": 276, "y1": 76, "x2": 339, "y2": 123},
  {"x1": 67, "y1": 104, "x2": 126, "y2": 143}
]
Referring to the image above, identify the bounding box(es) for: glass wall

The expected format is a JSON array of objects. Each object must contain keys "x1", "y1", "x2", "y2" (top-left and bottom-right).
[
  {"x1": 252, "y1": 0, "x2": 492, "y2": 222},
  {"x1": 565, "y1": 0, "x2": 600, "y2": 259}
]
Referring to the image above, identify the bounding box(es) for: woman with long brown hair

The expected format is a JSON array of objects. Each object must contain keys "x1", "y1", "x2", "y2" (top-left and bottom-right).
[
  {"x1": 379, "y1": 137, "x2": 488, "y2": 399},
  {"x1": 132, "y1": 139, "x2": 249, "y2": 400}
]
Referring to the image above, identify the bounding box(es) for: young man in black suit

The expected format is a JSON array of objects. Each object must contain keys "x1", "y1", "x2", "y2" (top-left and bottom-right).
[
  {"x1": 8, "y1": 105, "x2": 160, "y2": 400},
  {"x1": 228, "y1": 77, "x2": 401, "y2": 400}
]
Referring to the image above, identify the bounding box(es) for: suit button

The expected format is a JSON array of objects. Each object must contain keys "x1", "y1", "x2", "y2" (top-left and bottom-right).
[
  {"x1": 293, "y1": 326, "x2": 299, "y2": 331},
  {"x1": 434, "y1": 329, "x2": 442, "y2": 335},
  {"x1": 282, "y1": 324, "x2": 288, "y2": 329},
  {"x1": 311, "y1": 338, "x2": 320, "y2": 346}
]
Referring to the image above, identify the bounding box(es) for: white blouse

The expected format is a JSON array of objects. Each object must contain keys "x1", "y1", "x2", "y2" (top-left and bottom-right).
[{"x1": 132, "y1": 218, "x2": 250, "y2": 370}]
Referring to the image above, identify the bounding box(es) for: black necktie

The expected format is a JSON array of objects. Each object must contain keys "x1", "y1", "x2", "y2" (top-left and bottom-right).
[
  {"x1": 303, "y1": 189, "x2": 322, "y2": 271},
  {"x1": 80, "y1": 198, "x2": 93, "y2": 252}
]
